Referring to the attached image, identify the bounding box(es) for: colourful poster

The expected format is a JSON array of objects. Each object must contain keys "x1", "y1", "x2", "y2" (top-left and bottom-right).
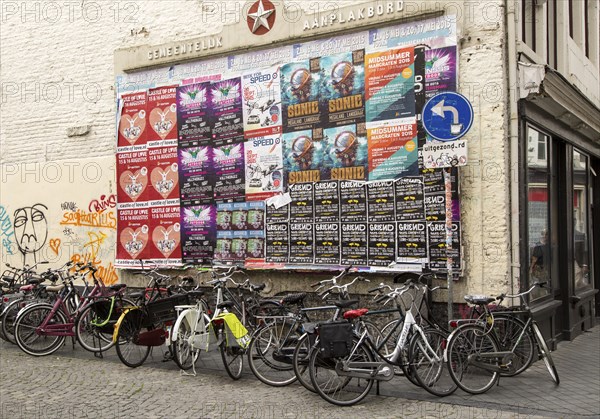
[
  {"x1": 245, "y1": 135, "x2": 284, "y2": 201},
  {"x1": 324, "y1": 123, "x2": 368, "y2": 181},
  {"x1": 231, "y1": 202, "x2": 248, "y2": 231},
  {"x1": 320, "y1": 50, "x2": 366, "y2": 127},
  {"x1": 281, "y1": 59, "x2": 322, "y2": 132},
  {"x1": 148, "y1": 205, "x2": 182, "y2": 264},
  {"x1": 180, "y1": 204, "x2": 216, "y2": 264},
  {"x1": 365, "y1": 47, "x2": 415, "y2": 123},
  {"x1": 147, "y1": 86, "x2": 178, "y2": 148},
  {"x1": 367, "y1": 122, "x2": 418, "y2": 180},
  {"x1": 177, "y1": 82, "x2": 212, "y2": 147},
  {"x1": 215, "y1": 230, "x2": 233, "y2": 262},
  {"x1": 211, "y1": 77, "x2": 244, "y2": 145},
  {"x1": 246, "y1": 201, "x2": 265, "y2": 230},
  {"x1": 213, "y1": 142, "x2": 245, "y2": 202},
  {"x1": 425, "y1": 46, "x2": 457, "y2": 99},
  {"x1": 118, "y1": 92, "x2": 148, "y2": 151},
  {"x1": 242, "y1": 66, "x2": 283, "y2": 138},
  {"x1": 116, "y1": 209, "x2": 149, "y2": 267},
  {"x1": 147, "y1": 146, "x2": 180, "y2": 204},
  {"x1": 282, "y1": 128, "x2": 326, "y2": 185},
  {"x1": 117, "y1": 151, "x2": 149, "y2": 207},
  {"x1": 178, "y1": 146, "x2": 214, "y2": 205},
  {"x1": 216, "y1": 202, "x2": 234, "y2": 231},
  {"x1": 246, "y1": 230, "x2": 265, "y2": 262},
  {"x1": 368, "y1": 15, "x2": 457, "y2": 50}
]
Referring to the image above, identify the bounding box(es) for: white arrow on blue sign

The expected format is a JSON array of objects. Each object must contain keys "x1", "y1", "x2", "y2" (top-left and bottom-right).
[{"x1": 422, "y1": 92, "x2": 474, "y2": 142}]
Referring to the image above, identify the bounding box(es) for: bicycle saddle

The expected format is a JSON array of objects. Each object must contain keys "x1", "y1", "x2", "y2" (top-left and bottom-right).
[
  {"x1": 333, "y1": 299, "x2": 358, "y2": 308},
  {"x1": 280, "y1": 293, "x2": 307, "y2": 305},
  {"x1": 343, "y1": 308, "x2": 369, "y2": 320},
  {"x1": 27, "y1": 278, "x2": 41, "y2": 285},
  {"x1": 129, "y1": 291, "x2": 145, "y2": 300},
  {"x1": 464, "y1": 295, "x2": 495, "y2": 305},
  {"x1": 217, "y1": 300, "x2": 236, "y2": 310},
  {"x1": 250, "y1": 283, "x2": 266, "y2": 292},
  {"x1": 110, "y1": 284, "x2": 127, "y2": 291}
]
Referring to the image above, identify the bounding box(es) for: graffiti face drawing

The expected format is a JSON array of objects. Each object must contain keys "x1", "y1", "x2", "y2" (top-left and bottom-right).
[{"x1": 13, "y1": 204, "x2": 48, "y2": 264}]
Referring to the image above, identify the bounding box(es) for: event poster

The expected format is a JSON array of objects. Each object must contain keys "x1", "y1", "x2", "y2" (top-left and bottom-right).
[
  {"x1": 265, "y1": 223, "x2": 289, "y2": 263},
  {"x1": 116, "y1": 209, "x2": 149, "y2": 266},
  {"x1": 213, "y1": 142, "x2": 245, "y2": 202},
  {"x1": 231, "y1": 231, "x2": 248, "y2": 263},
  {"x1": 367, "y1": 180, "x2": 395, "y2": 222},
  {"x1": 314, "y1": 223, "x2": 341, "y2": 265},
  {"x1": 245, "y1": 134, "x2": 284, "y2": 200},
  {"x1": 367, "y1": 222, "x2": 396, "y2": 267},
  {"x1": 180, "y1": 204, "x2": 216, "y2": 264},
  {"x1": 216, "y1": 202, "x2": 233, "y2": 231},
  {"x1": 313, "y1": 181, "x2": 340, "y2": 223},
  {"x1": 281, "y1": 59, "x2": 322, "y2": 132},
  {"x1": 340, "y1": 223, "x2": 368, "y2": 266},
  {"x1": 118, "y1": 92, "x2": 148, "y2": 150},
  {"x1": 117, "y1": 151, "x2": 149, "y2": 206},
  {"x1": 288, "y1": 183, "x2": 314, "y2": 220},
  {"x1": 282, "y1": 128, "x2": 326, "y2": 184},
  {"x1": 147, "y1": 86, "x2": 178, "y2": 148},
  {"x1": 425, "y1": 46, "x2": 457, "y2": 99},
  {"x1": 266, "y1": 202, "x2": 289, "y2": 223},
  {"x1": 340, "y1": 180, "x2": 367, "y2": 222},
  {"x1": 215, "y1": 230, "x2": 233, "y2": 262},
  {"x1": 289, "y1": 223, "x2": 314, "y2": 264},
  {"x1": 231, "y1": 202, "x2": 248, "y2": 231},
  {"x1": 365, "y1": 47, "x2": 415, "y2": 123},
  {"x1": 395, "y1": 177, "x2": 425, "y2": 221},
  {"x1": 324, "y1": 124, "x2": 368, "y2": 181},
  {"x1": 177, "y1": 82, "x2": 212, "y2": 147},
  {"x1": 147, "y1": 146, "x2": 180, "y2": 204},
  {"x1": 368, "y1": 122, "x2": 418, "y2": 180},
  {"x1": 428, "y1": 221, "x2": 461, "y2": 270},
  {"x1": 242, "y1": 66, "x2": 283, "y2": 138},
  {"x1": 178, "y1": 146, "x2": 214, "y2": 205},
  {"x1": 211, "y1": 77, "x2": 244, "y2": 145},
  {"x1": 396, "y1": 221, "x2": 428, "y2": 264},
  {"x1": 320, "y1": 50, "x2": 366, "y2": 127},
  {"x1": 246, "y1": 230, "x2": 265, "y2": 262},
  {"x1": 148, "y1": 206, "x2": 182, "y2": 264},
  {"x1": 246, "y1": 201, "x2": 265, "y2": 230}
]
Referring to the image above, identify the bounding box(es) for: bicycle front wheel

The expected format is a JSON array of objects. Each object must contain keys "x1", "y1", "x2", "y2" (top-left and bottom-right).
[
  {"x1": 409, "y1": 328, "x2": 457, "y2": 397},
  {"x1": 531, "y1": 322, "x2": 560, "y2": 385},
  {"x1": 172, "y1": 311, "x2": 207, "y2": 370},
  {"x1": 492, "y1": 314, "x2": 534, "y2": 376},
  {"x1": 248, "y1": 319, "x2": 299, "y2": 386},
  {"x1": 115, "y1": 309, "x2": 151, "y2": 368},
  {"x1": 308, "y1": 337, "x2": 375, "y2": 406},
  {"x1": 14, "y1": 304, "x2": 66, "y2": 357},
  {"x1": 293, "y1": 333, "x2": 316, "y2": 392},
  {"x1": 220, "y1": 341, "x2": 244, "y2": 380},
  {"x1": 75, "y1": 298, "x2": 134, "y2": 353},
  {"x1": 1, "y1": 298, "x2": 26, "y2": 344},
  {"x1": 446, "y1": 324, "x2": 500, "y2": 394}
]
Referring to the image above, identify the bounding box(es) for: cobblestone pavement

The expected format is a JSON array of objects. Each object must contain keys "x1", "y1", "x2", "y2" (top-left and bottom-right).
[{"x1": 1, "y1": 326, "x2": 598, "y2": 419}]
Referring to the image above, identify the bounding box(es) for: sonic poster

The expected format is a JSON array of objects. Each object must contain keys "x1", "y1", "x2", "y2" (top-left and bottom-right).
[
  {"x1": 365, "y1": 47, "x2": 415, "y2": 123},
  {"x1": 245, "y1": 135, "x2": 284, "y2": 201},
  {"x1": 281, "y1": 59, "x2": 322, "y2": 133},
  {"x1": 177, "y1": 82, "x2": 212, "y2": 147},
  {"x1": 324, "y1": 124, "x2": 368, "y2": 181},
  {"x1": 211, "y1": 77, "x2": 244, "y2": 145},
  {"x1": 180, "y1": 204, "x2": 216, "y2": 264},
  {"x1": 242, "y1": 66, "x2": 283, "y2": 139},
  {"x1": 282, "y1": 129, "x2": 327, "y2": 184},
  {"x1": 320, "y1": 50, "x2": 366, "y2": 127}
]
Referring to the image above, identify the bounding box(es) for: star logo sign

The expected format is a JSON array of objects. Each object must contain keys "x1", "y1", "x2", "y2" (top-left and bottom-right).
[{"x1": 247, "y1": 0, "x2": 276, "y2": 35}]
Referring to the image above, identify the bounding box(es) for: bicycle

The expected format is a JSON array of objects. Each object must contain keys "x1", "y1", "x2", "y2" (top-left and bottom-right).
[{"x1": 445, "y1": 281, "x2": 560, "y2": 395}]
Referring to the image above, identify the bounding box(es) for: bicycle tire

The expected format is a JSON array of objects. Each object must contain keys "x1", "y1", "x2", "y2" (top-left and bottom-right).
[
  {"x1": 531, "y1": 322, "x2": 560, "y2": 385},
  {"x1": 308, "y1": 336, "x2": 375, "y2": 406},
  {"x1": 1, "y1": 298, "x2": 25, "y2": 344},
  {"x1": 220, "y1": 340, "x2": 244, "y2": 380},
  {"x1": 247, "y1": 319, "x2": 299, "y2": 387},
  {"x1": 492, "y1": 314, "x2": 535, "y2": 376},
  {"x1": 446, "y1": 324, "x2": 500, "y2": 394},
  {"x1": 172, "y1": 311, "x2": 207, "y2": 370},
  {"x1": 379, "y1": 318, "x2": 420, "y2": 386},
  {"x1": 115, "y1": 309, "x2": 151, "y2": 368},
  {"x1": 75, "y1": 298, "x2": 135, "y2": 353},
  {"x1": 14, "y1": 303, "x2": 67, "y2": 357},
  {"x1": 408, "y1": 328, "x2": 457, "y2": 397}
]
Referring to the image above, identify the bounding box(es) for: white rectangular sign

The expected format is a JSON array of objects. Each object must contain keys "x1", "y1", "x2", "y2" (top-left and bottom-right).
[{"x1": 422, "y1": 140, "x2": 467, "y2": 169}]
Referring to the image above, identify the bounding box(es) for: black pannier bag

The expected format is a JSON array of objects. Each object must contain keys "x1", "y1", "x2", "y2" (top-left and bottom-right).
[{"x1": 318, "y1": 320, "x2": 353, "y2": 359}]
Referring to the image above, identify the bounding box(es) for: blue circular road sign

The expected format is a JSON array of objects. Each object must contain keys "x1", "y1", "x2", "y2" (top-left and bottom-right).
[{"x1": 422, "y1": 92, "x2": 474, "y2": 141}]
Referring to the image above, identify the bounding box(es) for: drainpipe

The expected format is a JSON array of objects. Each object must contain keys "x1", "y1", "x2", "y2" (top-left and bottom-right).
[{"x1": 506, "y1": 0, "x2": 520, "y2": 296}]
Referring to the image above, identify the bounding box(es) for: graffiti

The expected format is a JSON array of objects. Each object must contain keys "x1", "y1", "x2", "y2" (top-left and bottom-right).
[
  {"x1": 0, "y1": 204, "x2": 15, "y2": 255},
  {"x1": 63, "y1": 227, "x2": 74, "y2": 236},
  {"x1": 60, "y1": 209, "x2": 117, "y2": 230},
  {"x1": 70, "y1": 231, "x2": 119, "y2": 285},
  {"x1": 49, "y1": 238, "x2": 61, "y2": 255},
  {"x1": 88, "y1": 194, "x2": 117, "y2": 213},
  {"x1": 13, "y1": 204, "x2": 48, "y2": 265},
  {"x1": 61, "y1": 202, "x2": 77, "y2": 211}
]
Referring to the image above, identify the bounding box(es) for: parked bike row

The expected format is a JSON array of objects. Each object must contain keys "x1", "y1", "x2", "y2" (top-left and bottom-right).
[{"x1": 0, "y1": 262, "x2": 559, "y2": 406}]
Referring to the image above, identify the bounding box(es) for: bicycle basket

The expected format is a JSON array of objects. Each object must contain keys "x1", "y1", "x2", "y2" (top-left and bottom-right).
[
  {"x1": 1, "y1": 270, "x2": 17, "y2": 287},
  {"x1": 146, "y1": 294, "x2": 190, "y2": 324},
  {"x1": 318, "y1": 320, "x2": 353, "y2": 359}
]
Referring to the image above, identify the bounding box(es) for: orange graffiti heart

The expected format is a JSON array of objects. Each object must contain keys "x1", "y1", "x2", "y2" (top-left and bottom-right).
[
  {"x1": 152, "y1": 225, "x2": 180, "y2": 258},
  {"x1": 149, "y1": 105, "x2": 176, "y2": 140},
  {"x1": 119, "y1": 169, "x2": 148, "y2": 201},
  {"x1": 120, "y1": 227, "x2": 148, "y2": 258},
  {"x1": 49, "y1": 238, "x2": 61, "y2": 255},
  {"x1": 150, "y1": 166, "x2": 178, "y2": 199},
  {"x1": 119, "y1": 111, "x2": 147, "y2": 145}
]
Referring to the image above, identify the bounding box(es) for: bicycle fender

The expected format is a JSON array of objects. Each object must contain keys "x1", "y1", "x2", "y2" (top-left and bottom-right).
[
  {"x1": 171, "y1": 308, "x2": 196, "y2": 343},
  {"x1": 112, "y1": 306, "x2": 139, "y2": 343},
  {"x1": 16, "y1": 302, "x2": 54, "y2": 321}
]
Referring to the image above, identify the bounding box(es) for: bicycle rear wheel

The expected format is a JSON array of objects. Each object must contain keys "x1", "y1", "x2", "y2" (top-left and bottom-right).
[
  {"x1": 75, "y1": 298, "x2": 134, "y2": 353},
  {"x1": 248, "y1": 319, "x2": 299, "y2": 386},
  {"x1": 172, "y1": 311, "x2": 206, "y2": 370},
  {"x1": 446, "y1": 324, "x2": 500, "y2": 394},
  {"x1": 531, "y1": 322, "x2": 560, "y2": 385},
  {"x1": 293, "y1": 333, "x2": 317, "y2": 392},
  {"x1": 308, "y1": 337, "x2": 375, "y2": 406},
  {"x1": 14, "y1": 304, "x2": 66, "y2": 356},
  {"x1": 220, "y1": 341, "x2": 244, "y2": 380},
  {"x1": 409, "y1": 328, "x2": 457, "y2": 397},
  {"x1": 115, "y1": 309, "x2": 151, "y2": 368},
  {"x1": 493, "y1": 315, "x2": 534, "y2": 376},
  {"x1": 1, "y1": 298, "x2": 26, "y2": 344},
  {"x1": 379, "y1": 319, "x2": 420, "y2": 385}
]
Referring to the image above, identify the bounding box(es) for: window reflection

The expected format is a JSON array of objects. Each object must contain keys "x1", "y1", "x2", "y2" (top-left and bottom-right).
[
  {"x1": 573, "y1": 149, "x2": 590, "y2": 289},
  {"x1": 527, "y1": 127, "x2": 551, "y2": 299}
]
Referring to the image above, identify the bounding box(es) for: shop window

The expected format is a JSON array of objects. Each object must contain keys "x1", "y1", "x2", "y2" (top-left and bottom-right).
[
  {"x1": 572, "y1": 148, "x2": 590, "y2": 289},
  {"x1": 526, "y1": 126, "x2": 551, "y2": 299}
]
